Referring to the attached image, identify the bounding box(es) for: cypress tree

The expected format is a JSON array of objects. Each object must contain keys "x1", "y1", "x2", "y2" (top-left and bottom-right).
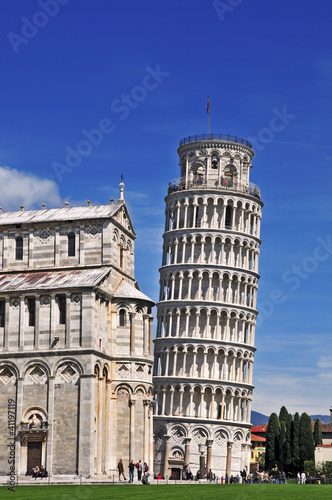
[
  {"x1": 279, "y1": 406, "x2": 289, "y2": 423},
  {"x1": 313, "y1": 419, "x2": 322, "y2": 446},
  {"x1": 279, "y1": 420, "x2": 286, "y2": 466},
  {"x1": 284, "y1": 413, "x2": 293, "y2": 469},
  {"x1": 278, "y1": 406, "x2": 290, "y2": 470},
  {"x1": 265, "y1": 412, "x2": 280, "y2": 469},
  {"x1": 299, "y1": 413, "x2": 315, "y2": 463},
  {"x1": 291, "y1": 412, "x2": 300, "y2": 472}
]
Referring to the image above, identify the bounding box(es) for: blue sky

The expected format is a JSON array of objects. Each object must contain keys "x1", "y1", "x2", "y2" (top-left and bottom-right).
[{"x1": 0, "y1": 0, "x2": 331, "y2": 415}]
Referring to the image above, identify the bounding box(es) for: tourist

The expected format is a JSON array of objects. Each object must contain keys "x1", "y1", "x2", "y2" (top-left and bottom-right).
[
  {"x1": 117, "y1": 459, "x2": 126, "y2": 481},
  {"x1": 136, "y1": 460, "x2": 142, "y2": 481},
  {"x1": 128, "y1": 460, "x2": 135, "y2": 482},
  {"x1": 33, "y1": 465, "x2": 39, "y2": 479}
]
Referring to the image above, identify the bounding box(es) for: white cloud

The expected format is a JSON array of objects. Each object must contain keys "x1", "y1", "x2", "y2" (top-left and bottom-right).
[{"x1": 0, "y1": 165, "x2": 63, "y2": 211}]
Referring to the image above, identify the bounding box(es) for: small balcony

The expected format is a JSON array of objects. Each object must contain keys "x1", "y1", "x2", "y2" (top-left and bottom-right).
[{"x1": 168, "y1": 176, "x2": 260, "y2": 200}]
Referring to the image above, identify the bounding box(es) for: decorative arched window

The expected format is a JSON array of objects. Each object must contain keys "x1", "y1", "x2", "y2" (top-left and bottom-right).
[
  {"x1": 225, "y1": 206, "x2": 233, "y2": 229},
  {"x1": 15, "y1": 236, "x2": 23, "y2": 260},
  {"x1": 68, "y1": 232, "x2": 75, "y2": 257},
  {"x1": 119, "y1": 309, "x2": 126, "y2": 327}
]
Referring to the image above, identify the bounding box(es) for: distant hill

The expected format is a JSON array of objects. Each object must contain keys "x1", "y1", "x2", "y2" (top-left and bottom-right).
[
  {"x1": 251, "y1": 411, "x2": 331, "y2": 426},
  {"x1": 251, "y1": 411, "x2": 268, "y2": 426}
]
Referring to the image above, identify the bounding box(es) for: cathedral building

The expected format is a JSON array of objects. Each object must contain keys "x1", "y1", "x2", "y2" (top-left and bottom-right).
[
  {"x1": 0, "y1": 183, "x2": 154, "y2": 478},
  {"x1": 153, "y1": 134, "x2": 263, "y2": 479}
]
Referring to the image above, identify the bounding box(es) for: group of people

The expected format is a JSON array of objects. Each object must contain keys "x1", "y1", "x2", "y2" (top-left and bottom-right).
[
  {"x1": 240, "y1": 469, "x2": 286, "y2": 484},
  {"x1": 117, "y1": 459, "x2": 149, "y2": 484},
  {"x1": 31, "y1": 465, "x2": 47, "y2": 479}
]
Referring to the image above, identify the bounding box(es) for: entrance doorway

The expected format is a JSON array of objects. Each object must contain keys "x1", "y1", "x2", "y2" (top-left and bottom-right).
[
  {"x1": 27, "y1": 442, "x2": 42, "y2": 472},
  {"x1": 171, "y1": 467, "x2": 181, "y2": 480}
]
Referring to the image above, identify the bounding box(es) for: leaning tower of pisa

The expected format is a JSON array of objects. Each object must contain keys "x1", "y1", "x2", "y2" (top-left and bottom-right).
[{"x1": 153, "y1": 133, "x2": 263, "y2": 479}]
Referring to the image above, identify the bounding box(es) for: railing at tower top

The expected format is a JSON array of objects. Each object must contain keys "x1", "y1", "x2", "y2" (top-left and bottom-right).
[
  {"x1": 179, "y1": 134, "x2": 252, "y2": 148},
  {"x1": 168, "y1": 177, "x2": 261, "y2": 199}
]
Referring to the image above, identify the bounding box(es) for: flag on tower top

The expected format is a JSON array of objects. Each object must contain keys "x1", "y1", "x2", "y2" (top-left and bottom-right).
[{"x1": 207, "y1": 96, "x2": 210, "y2": 114}]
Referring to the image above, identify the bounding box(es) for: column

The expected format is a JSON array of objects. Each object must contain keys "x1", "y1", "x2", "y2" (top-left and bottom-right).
[
  {"x1": 19, "y1": 296, "x2": 25, "y2": 349},
  {"x1": 183, "y1": 204, "x2": 188, "y2": 228},
  {"x1": 211, "y1": 393, "x2": 217, "y2": 418},
  {"x1": 193, "y1": 205, "x2": 197, "y2": 229},
  {"x1": 198, "y1": 275, "x2": 202, "y2": 300},
  {"x1": 208, "y1": 275, "x2": 212, "y2": 300},
  {"x1": 189, "y1": 389, "x2": 194, "y2": 417},
  {"x1": 206, "y1": 440, "x2": 213, "y2": 472},
  {"x1": 4, "y1": 297, "x2": 9, "y2": 350},
  {"x1": 220, "y1": 394, "x2": 225, "y2": 420},
  {"x1": 163, "y1": 435, "x2": 171, "y2": 478},
  {"x1": 54, "y1": 227, "x2": 59, "y2": 266},
  {"x1": 223, "y1": 354, "x2": 228, "y2": 380},
  {"x1": 175, "y1": 311, "x2": 180, "y2": 337},
  {"x1": 149, "y1": 316, "x2": 153, "y2": 355},
  {"x1": 171, "y1": 276, "x2": 175, "y2": 300},
  {"x1": 50, "y1": 293, "x2": 56, "y2": 347},
  {"x1": 164, "y1": 349, "x2": 169, "y2": 376},
  {"x1": 195, "y1": 311, "x2": 200, "y2": 338},
  {"x1": 129, "y1": 400, "x2": 136, "y2": 460},
  {"x1": 181, "y1": 238, "x2": 186, "y2": 263},
  {"x1": 78, "y1": 374, "x2": 95, "y2": 475},
  {"x1": 129, "y1": 312, "x2": 136, "y2": 354},
  {"x1": 143, "y1": 315, "x2": 148, "y2": 355},
  {"x1": 176, "y1": 204, "x2": 180, "y2": 230},
  {"x1": 2, "y1": 232, "x2": 8, "y2": 268},
  {"x1": 178, "y1": 274, "x2": 183, "y2": 300},
  {"x1": 220, "y1": 205, "x2": 225, "y2": 229},
  {"x1": 202, "y1": 203, "x2": 207, "y2": 227},
  {"x1": 185, "y1": 311, "x2": 190, "y2": 337},
  {"x1": 226, "y1": 442, "x2": 233, "y2": 477},
  {"x1": 225, "y1": 316, "x2": 230, "y2": 341},
  {"x1": 179, "y1": 389, "x2": 184, "y2": 415},
  {"x1": 188, "y1": 273, "x2": 192, "y2": 300},
  {"x1": 172, "y1": 350, "x2": 177, "y2": 376},
  {"x1": 161, "y1": 389, "x2": 166, "y2": 416},
  {"x1": 174, "y1": 240, "x2": 179, "y2": 263},
  {"x1": 34, "y1": 295, "x2": 40, "y2": 348},
  {"x1": 65, "y1": 293, "x2": 71, "y2": 348},
  {"x1": 28, "y1": 231, "x2": 33, "y2": 267},
  {"x1": 79, "y1": 225, "x2": 85, "y2": 265},
  {"x1": 143, "y1": 400, "x2": 149, "y2": 463},
  {"x1": 184, "y1": 438, "x2": 191, "y2": 465},
  {"x1": 15, "y1": 377, "x2": 24, "y2": 474},
  {"x1": 232, "y1": 357, "x2": 236, "y2": 381},
  {"x1": 149, "y1": 403, "x2": 154, "y2": 473},
  {"x1": 192, "y1": 351, "x2": 197, "y2": 377},
  {"x1": 190, "y1": 238, "x2": 195, "y2": 263},
  {"x1": 168, "y1": 312, "x2": 172, "y2": 337},
  {"x1": 239, "y1": 358, "x2": 244, "y2": 382}
]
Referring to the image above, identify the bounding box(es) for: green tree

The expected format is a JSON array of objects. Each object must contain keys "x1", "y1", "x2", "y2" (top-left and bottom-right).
[
  {"x1": 279, "y1": 420, "x2": 286, "y2": 466},
  {"x1": 291, "y1": 412, "x2": 300, "y2": 472},
  {"x1": 284, "y1": 413, "x2": 293, "y2": 470},
  {"x1": 314, "y1": 419, "x2": 323, "y2": 446},
  {"x1": 299, "y1": 413, "x2": 315, "y2": 463},
  {"x1": 279, "y1": 406, "x2": 289, "y2": 423},
  {"x1": 265, "y1": 412, "x2": 280, "y2": 469}
]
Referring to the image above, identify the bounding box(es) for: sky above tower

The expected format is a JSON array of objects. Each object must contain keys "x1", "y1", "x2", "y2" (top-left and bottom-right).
[{"x1": 0, "y1": 0, "x2": 331, "y2": 416}]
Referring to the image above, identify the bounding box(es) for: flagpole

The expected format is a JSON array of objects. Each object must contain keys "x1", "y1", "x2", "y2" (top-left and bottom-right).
[{"x1": 207, "y1": 96, "x2": 211, "y2": 137}]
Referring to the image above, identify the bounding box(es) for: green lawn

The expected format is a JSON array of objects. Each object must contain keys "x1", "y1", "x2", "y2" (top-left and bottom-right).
[{"x1": 1, "y1": 484, "x2": 332, "y2": 499}]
